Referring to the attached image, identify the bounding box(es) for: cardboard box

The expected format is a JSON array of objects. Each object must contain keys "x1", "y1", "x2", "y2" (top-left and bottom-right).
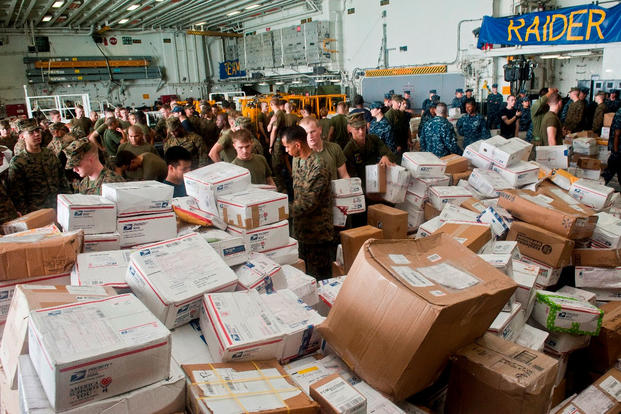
[
  {"x1": 71, "y1": 250, "x2": 133, "y2": 289},
  {"x1": 367, "y1": 204, "x2": 408, "y2": 239},
  {"x1": 573, "y1": 137, "x2": 598, "y2": 155},
  {"x1": 183, "y1": 162, "x2": 251, "y2": 215},
  {"x1": 332, "y1": 195, "x2": 365, "y2": 227},
  {"x1": 423, "y1": 201, "x2": 441, "y2": 221},
  {"x1": 445, "y1": 334, "x2": 558, "y2": 414},
  {"x1": 512, "y1": 261, "x2": 538, "y2": 318},
  {"x1": 408, "y1": 175, "x2": 451, "y2": 196},
  {"x1": 331, "y1": 261, "x2": 345, "y2": 278},
  {"x1": 575, "y1": 266, "x2": 621, "y2": 289},
  {"x1": 487, "y1": 302, "x2": 523, "y2": 341},
  {"x1": 573, "y1": 248, "x2": 621, "y2": 267},
  {"x1": 441, "y1": 154, "x2": 469, "y2": 174},
  {"x1": 591, "y1": 212, "x2": 621, "y2": 248},
  {"x1": 218, "y1": 189, "x2": 288, "y2": 229},
  {"x1": 18, "y1": 353, "x2": 185, "y2": 414},
  {"x1": 126, "y1": 233, "x2": 238, "y2": 329},
  {"x1": 491, "y1": 161, "x2": 539, "y2": 187},
  {"x1": 427, "y1": 186, "x2": 473, "y2": 211},
  {"x1": 331, "y1": 177, "x2": 363, "y2": 197},
  {"x1": 117, "y1": 211, "x2": 177, "y2": 248},
  {"x1": 227, "y1": 220, "x2": 290, "y2": 253},
  {"x1": 558, "y1": 285, "x2": 597, "y2": 304},
  {"x1": 401, "y1": 152, "x2": 447, "y2": 178},
  {"x1": 234, "y1": 252, "x2": 287, "y2": 294},
  {"x1": 83, "y1": 232, "x2": 121, "y2": 252},
  {"x1": 468, "y1": 168, "x2": 512, "y2": 198},
  {"x1": 507, "y1": 221, "x2": 574, "y2": 268},
  {"x1": 183, "y1": 360, "x2": 319, "y2": 414},
  {"x1": 383, "y1": 165, "x2": 409, "y2": 204},
  {"x1": 0, "y1": 285, "x2": 116, "y2": 390},
  {"x1": 56, "y1": 194, "x2": 117, "y2": 234},
  {"x1": 401, "y1": 204, "x2": 425, "y2": 233},
  {"x1": 554, "y1": 368, "x2": 621, "y2": 414},
  {"x1": 318, "y1": 235, "x2": 517, "y2": 399},
  {"x1": 309, "y1": 374, "x2": 367, "y2": 414},
  {"x1": 518, "y1": 256, "x2": 562, "y2": 288},
  {"x1": 283, "y1": 264, "x2": 318, "y2": 307},
  {"x1": 399, "y1": 190, "x2": 426, "y2": 210},
  {"x1": 508, "y1": 137, "x2": 533, "y2": 160},
  {"x1": 587, "y1": 301, "x2": 621, "y2": 372},
  {"x1": 200, "y1": 228, "x2": 249, "y2": 267},
  {"x1": 460, "y1": 197, "x2": 494, "y2": 213},
  {"x1": 172, "y1": 196, "x2": 227, "y2": 229},
  {"x1": 0, "y1": 273, "x2": 71, "y2": 340},
  {"x1": 416, "y1": 216, "x2": 444, "y2": 238},
  {"x1": 432, "y1": 222, "x2": 492, "y2": 253},
  {"x1": 483, "y1": 240, "x2": 521, "y2": 260},
  {"x1": 365, "y1": 164, "x2": 386, "y2": 193},
  {"x1": 569, "y1": 178, "x2": 614, "y2": 210},
  {"x1": 574, "y1": 167, "x2": 601, "y2": 181},
  {"x1": 515, "y1": 323, "x2": 548, "y2": 352},
  {"x1": 463, "y1": 141, "x2": 494, "y2": 170},
  {"x1": 0, "y1": 229, "x2": 83, "y2": 280},
  {"x1": 28, "y1": 294, "x2": 171, "y2": 412},
  {"x1": 533, "y1": 290, "x2": 604, "y2": 335},
  {"x1": 262, "y1": 237, "x2": 299, "y2": 266},
  {"x1": 479, "y1": 253, "x2": 514, "y2": 277},
  {"x1": 340, "y1": 225, "x2": 383, "y2": 273},
  {"x1": 317, "y1": 276, "x2": 346, "y2": 317},
  {"x1": 578, "y1": 157, "x2": 603, "y2": 170},
  {"x1": 1, "y1": 208, "x2": 55, "y2": 235},
  {"x1": 498, "y1": 188, "x2": 597, "y2": 240},
  {"x1": 477, "y1": 206, "x2": 512, "y2": 237},
  {"x1": 102, "y1": 181, "x2": 173, "y2": 217},
  {"x1": 480, "y1": 139, "x2": 524, "y2": 168},
  {"x1": 451, "y1": 169, "x2": 473, "y2": 183},
  {"x1": 535, "y1": 145, "x2": 570, "y2": 169}
]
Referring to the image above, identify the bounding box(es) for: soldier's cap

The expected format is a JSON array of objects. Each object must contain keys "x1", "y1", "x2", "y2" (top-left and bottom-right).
[
  {"x1": 234, "y1": 116, "x2": 252, "y2": 129},
  {"x1": 70, "y1": 126, "x2": 86, "y2": 138},
  {"x1": 466, "y1": 88, "x2": 473, "y2": 93},
  {"x1": 63, "y1": 138, "x2": 92, "y2": 169},
  {"x1": 580, "y1": 87, "x2": 590, "y2": 94},
  {"x1": 492, "y1": 83, "x2": 498, "y2": 88},
  {"x1": 611, "y1": 89, "x2": 619, "y2": 94},
  {"x1": 384, "y1": 93, "x2": 392, "y2": 99},
  {"x1": 455, "y1": 88, "x2": 464, "y2": 93},
  {"x1": 432, "y1": 94, "x2": 440, "y2": 102},
  {"x1": 166, "y1": 116, "x2": 182, "y2": 130},
  {"x1": 403, "y1": 90, "x2": 410, "y2": 95},
  {"x1": 184, "y1": 104, "x2": 194, "y2": 109},
  {"x1": 570, "y1": 87, "x2": 581, "y2": 93},
  {"x1": 369, "y1": 101, "x2": 383, "y2": 109},
  {"x1": 171, "y1": 106, "x2": 184, "y2": 113},
  {"x1": 388, "y1": 89, "x2": 394, "y2": 94},
  {"x1": 347, "y1": 113, "x2": 367, "y2": 128},
  {"x1": 18, "y1": 118, "x2": 40, "y2": 133},
  {"x1": 429, "y1": 89, "x2": 437, "y2": 94},
  {"x1": 430, "y1": 102, "x2": 438, "y2": 108},
  {"x1": 49, "y1": 122, "x2": 66, "y2": 131}
]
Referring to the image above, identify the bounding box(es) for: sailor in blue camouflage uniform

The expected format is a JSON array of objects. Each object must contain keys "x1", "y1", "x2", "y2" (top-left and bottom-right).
[
  {"x1": 456, "y1": 100, "x2": 490, "y2": 147},
  {"x1": 420, "y1": 103, "x2": 461, "y2": 157},
  {"x1": 486, "y1": 83, "x2": 504, "y2": 129},
  {"x1": 516, "y1": 89, "x2": 528, "y2": 109},
  {"x1": 519, "y1": 98, "x2": 533, "y2": 141},
  {"x1": 369, "y1": 102, "x2": 396, "y2": 153},
  {"x1": 607, "y1": 90, "x2": 621, "y2": 113},
  {"x1": 451, "y1": 89, "x2": 464, "y2": 109},
  {"x1": 603, "y1": 107, "x2": 621, "y2": 184},
  {"x1": 422, "y1": 90, "x2": 438, "y2": 112}
]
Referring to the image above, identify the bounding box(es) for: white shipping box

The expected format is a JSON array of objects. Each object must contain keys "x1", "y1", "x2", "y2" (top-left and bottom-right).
[
  {"x1": 439, "y1": 204, "x2": 480, "y2": 224},
  {"x1": 543, "y1": 328, "x2": 591, "y2": 354},
  {"x1": 316, "y1": 276, "x2": 346, "y2": 317},
  {"x1": 365, "y1": 164, "x2": 385, "y2": 193},
  {"x1": 415, "y1": 216, "x2": 444, "y2": 238},
  {"x1": 83, "y1": 232, "x2": 121, "y2": 252},
  {"x1": 478, "y1": 253, "x2": 513, "y2": 277},
  {"x1": 408, "y1": 175, "x2": 450, "y2": 197},
  {"x1": 401, "y1": 152, "x2": 446, "y2": 178},
  {"x1": 574, "y1": 167, "x2": 601, "y2": 181},
  {"x1": 56, "y1": 194, "x2": 117, "y2": 234},
  {"x1": 403, "y1": 205, "x2": 425, "y2": 233},
  {"x1": 427, "y1": 186, "x2": 473, "y2": 211},
  {"x1": 463, "y1": 141, "x2": 494, "y2": 170},
  {"x1": 477, "y1": 206, "x2": 512, "y2": 237},
  {"x1": 482, "y1": 240, "x2": 521, "y2": 261},
  {"x1": 467, "y1": 168, "x2": 512, "y2": 198},
  {"x1": 512, "y1": 261, "x2": 538, "y2": 319},
  {"x1": 331, "y1": 177, "x2": 363, "y2": 197},
  {"x1": 518, "y1": 257, "x2": 562, "y2": 288},
  {"x1": 383, "y1": 165, "x2": 409, "y2": 204},
  {"x1": 170, "y1": 319, "x2": 214, "y2": 366},
  {"x1": 227, "y1": 220, "x2": 290, "y2": 253},
  {"x1": 601, "y1": 126, "x2": 611, "y2": 139},
  {"x1": 262, "y1": 237, "x2": 299, "y2": 265},
  {"x1": 398, "y1": 190, "x2": 426, "y2": 210},
  {"x1": 126, "y1": 233, "x2": 238, "y2": 329},
  {"x1": 532, "y1": 290, "x2": 603, "y2": 336},
  {"x1": 569, "y1": 178, "x2": 614, "y2": 210},
  {"x1": 71, "y1": 250, "x2": 133, "y2": 289},
  {"x1": 333, "y1": 195, "x2": 366, "y2": 227},
  {"x1": 234, "y1": 252, "x2": 287, "y2": 293},
  {"x1": 590, "y1": 212, "x2": 621, "y2": 248},
  {"x1": 283, "y1": 264, "x2": 318, "y2": 307},
  {"x1": 18, "y1": 354, "x2": 185, "y2": 414},
  {"x1": 487, "y1": 302, "x2": 523, "y2": 341},
  {"x1": 172, "y1": 196, "x2": 226, "y2": 230},
  {"x1": 27, "y1": 294, "x2": 171, "y2": 412},
  {"x1": 200, "y1": 229, "x2": 249, "y2": 267},
  {"x1": 117, "y1": 212, "x2": 177, "y2": 248},
  {"x1": 572, "y1": 137, "x2": 598, "y2": 155},
  {"x1": 183, "y1": 162, "x2": 251, "y2": 215},
  {"x1": 535, "y1": 145, "x2": 570, "y2": 169},
  {"x1": 491, "y1": 161, "x2": 539, "y2": 187},
  {"x1": 200, "y1": 290, "x2": 284, "y2": 361},
  {"x1": 480, "y1": 139, "x2": 524, "y2": 168},
  {"x1": 575, "y1": 266, "x2": 621, "y2": 289},
  {"x1": 217, "y1": 189, "x2": 289, "y2": 229},
  {"x1": 515, "y1": 323, "x2": 548, "y2": 352},
  {"x1": 508, "y1": 137, "x2": 533, "y2": 161},
  {"x1": 558, "y1": 285, "x2": 597, "y2": 305},
  {"x1": 102, "y1": 181, "x2": 173, "y2": 217}
]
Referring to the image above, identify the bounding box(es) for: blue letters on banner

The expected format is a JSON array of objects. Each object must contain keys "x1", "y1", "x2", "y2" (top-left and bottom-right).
[
  {"x1": 219, "y1": 60, "x2": 246, "y2": 79},
  {"x1": 478, "y1": 3, "x2": 621, "y2": 48}
]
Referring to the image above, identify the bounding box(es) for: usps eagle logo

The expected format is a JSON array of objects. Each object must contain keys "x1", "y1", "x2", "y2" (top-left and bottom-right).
[{"x1": 100, "y1": 377, "x2": 112, "y2": 392}]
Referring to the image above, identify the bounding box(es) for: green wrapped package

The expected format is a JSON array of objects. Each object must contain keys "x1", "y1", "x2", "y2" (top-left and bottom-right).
[{"x1": 533, "y1": 290, "x2": 604, "y2": 336}]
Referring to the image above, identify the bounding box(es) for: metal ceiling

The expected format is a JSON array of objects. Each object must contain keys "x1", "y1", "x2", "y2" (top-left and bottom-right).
[{"x1": 0, "y1": 0, "x2": 321, "y2": 32}]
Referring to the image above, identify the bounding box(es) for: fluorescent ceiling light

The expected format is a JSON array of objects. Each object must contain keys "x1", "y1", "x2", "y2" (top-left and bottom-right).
[
  {"x1": 52, "y1": 1, "x2": 63, "y2": 8},
  {"x1": 195, "y1": 21, "x2": 206, "y2": 25},
  {"x1": 556, "y1": 55, "x2": 571, "y2": 60},
  {"x1": 118, "y1": 18, "x2": 129, "y2": 24},
  {"x1": 245, "y1": 4, "x2": 260, "y2": 9},
  {"x1": 127, "y1": 4, "x2": 140, "y2": 11},
  {"x1": 42, "y1": 15, "x2": 53, "y2": 22},
  {"x1": 540, "y1": 54, "x2": 560, "y2": 59},
  {"x1": 331, "y1": 79, "x2": 341, "y2": 83},
  {"x1": 227, "y1": 10, "x2": 241, "y2": 16},
  {"x1": 275, "y1": 81, "x2": 284, "y2": 85},
  {"x1": 567, "y1": 51, "x2": 593, "y2": 57},
  {"x1": 291, "y1": 80, "x2": 301, "y2": 84},
  {"x1": 259, "y1": 82, "x2": 268, "y2": 86}
]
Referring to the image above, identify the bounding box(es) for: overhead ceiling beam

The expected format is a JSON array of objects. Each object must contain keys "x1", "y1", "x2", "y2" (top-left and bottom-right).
[
  {"x1": 64, "y1": 0, "x2": 110, "y2": 27},
  {"x1": 198, "y1": 0, "x2": 303, "y2": 31},
  {"x1": 35, "y1": 0, "x2": 61, "y2": 24},
  {"x1": 103, "y1": 0, "x2": 160, "y2": 26},
  {"x1": 11, "y1": 0, "x2": 25, "y2": 27},
  {"x1": 186, "y1": 30, "x2": 242, "y2": 38},
  {"x1": 86, "y1": 0, "x2": 136, "y2": 26},
  {"x1": 49, "y1": 0, "x2": 76, "y2": 25},
  {"x1": 151, "y1": 0, "x2": 261, "y2": 28},
  {"x1": 4, "y1": 0, "x2": 19, "y2": 26},
  {"x1": 16, "y1": 0, "x2": 39, "y2": 28},
  {"x1": 139, "y1": 1, "x2": 211, "y2": 28},
  {"x1": 130, "y1": 0, "x2": 207, "y2": 28}
]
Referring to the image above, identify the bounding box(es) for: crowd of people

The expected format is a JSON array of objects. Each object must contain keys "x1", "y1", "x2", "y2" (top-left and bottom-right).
[{"x1": 1, "y1": 86, "x2": 620, "y2": 279}]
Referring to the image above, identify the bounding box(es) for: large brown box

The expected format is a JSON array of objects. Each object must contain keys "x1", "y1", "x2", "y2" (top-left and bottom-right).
[
  {"x1": 1, "y1": 208, "x2": 56, "y2": 235},
  {"x1": 182, "y1": 360, "x2": 319, "y2": 414},
  {"x1": 441, "y1": 154, "x2": 469, "y2": 174},
  {"x1": 445, "y1": 333, "x2": 558, "y2": 414},
  {"x1": 573, "y1": 248, "x2": 621, "y2": 267},
  {"x1": 604, "y1": 112, "x2": 615, "y2": 127},
  {"x1": 318, "y1": 235, "x2": 517, "y2": 400},
  {"x1": 340, "y1": 225, "x2": 383, "y2": 273},
  {"x1": 432, "y1": 222, "x2": 491, "y2": 253},
  {"x1": 577, "y1": 157, "x2": 602, "y2": 170},
  {"x1": 498, "y1": 188, "x2": 597, "y2": 239},
  {"x1": 367, "y1": 204, "x2": 408, "y2": 239},
  {"x1": 451, "y1": 169, "x2": 473, "y2": 184},
  {"x1": 507, "y1": 221, "x2": 574, "y2": 268},
  {"x1": 587, "y1": 301, "x2": 621, "y2": 373},
  {"x1": 555, "y1": 368, "x2": 621, "y2": 413},
  {"x1": 423, "y1": 201, "x2": 440, "y2": 221}
]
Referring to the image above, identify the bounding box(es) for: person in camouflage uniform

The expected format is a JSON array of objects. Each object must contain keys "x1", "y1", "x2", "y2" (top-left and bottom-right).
[
  {"x1": 564, "y1": 87, "x2": 585, "y2": 133},
  {"x1": 7, "y1": 119, "x2": 70, "y2": 213},
  {"x1": 164, "y1": 117, "x2": 208, "y2": 168},
  {"x1": 420, "y1": 103, "x2": 461, "y2": 157},
  {"x1": 519, "y1": 99, "x2": 532, "y2": 140},
  {"x1": 369, "y1": 102, "x2": 396, "y2": 153},
  {"x1": 607, "y1": 90, "x2": 621, "y2": 113},
  {"x1": 486, "y1": 83, "x2": 504, "y2": 129},
  {"x1": 0, "y1": 120, "x2": 18, "y2": 152},
  {"x1": 451, "y1": 89, "x2": 464, "y2": 109},
  {"x1": 603, "y1": 107, "x2": 621, "y2": 185},
  {"x1": 456, "y1": 100, "x2": 490, "y2": 147},
  {"x1": 46, "y1": 122, "x2": 70, "y2": 156},
  {"x1": 0, "y1": 148, "x2": 18, "y2": 224},
  {"x1": 64, "y1": 138, "x2": 124, "y2": 195},
  {"x1": 384, "y1": 95, "x2": 405, "y2": 152},
  {"x1": 69, "y1": 104, "x2": 93, "y2": 135},
  {"x1": 592, "y1": 92, "x2": 608, "y2": 136},
  {"x1": 281, "y1": 125, "x2": 334, "y2": 280}
]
